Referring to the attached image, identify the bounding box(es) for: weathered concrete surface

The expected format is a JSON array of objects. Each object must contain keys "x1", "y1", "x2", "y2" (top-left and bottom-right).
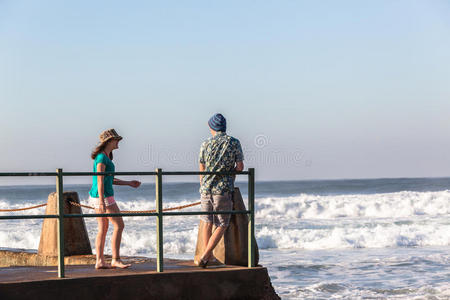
[
  {"x1": 0, "y1": 259, "x2": 280, "y2": 300},
  {"x1": 0, "y1": 249, "x2": 95, "y2": 267},
  {"x1": 38, "y1": 191, "x2": 92, "y2": 256},
  {"x1": 0, "y1": 249, "x2": 151, "y2": 267}
]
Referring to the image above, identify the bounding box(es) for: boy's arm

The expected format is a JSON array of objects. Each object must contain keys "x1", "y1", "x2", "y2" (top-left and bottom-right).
[{"x1": 199, "y1": 163, "x2": 206, "y2": 183}]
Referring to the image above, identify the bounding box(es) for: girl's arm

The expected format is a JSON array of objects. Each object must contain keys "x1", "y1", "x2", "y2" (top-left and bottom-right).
[
  {"x1": 97, "y1": 163, "x2": 106, "y2": 212},
  {"x1": 113, "y1": 178, "x2": 129, "y2": 185},
  {"x1": 114, "y1": 178, "x2": 141, "y2": 188}
]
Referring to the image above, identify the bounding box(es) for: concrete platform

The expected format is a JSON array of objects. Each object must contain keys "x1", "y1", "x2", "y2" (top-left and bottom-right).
[{"x1": 0, "y1": 258, "x2": 280, "y2": 300}]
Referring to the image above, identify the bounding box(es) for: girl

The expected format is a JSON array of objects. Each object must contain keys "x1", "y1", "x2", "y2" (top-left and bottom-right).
[{"x1": 89, "y1": 129, "x2": 141, "y2": 269}]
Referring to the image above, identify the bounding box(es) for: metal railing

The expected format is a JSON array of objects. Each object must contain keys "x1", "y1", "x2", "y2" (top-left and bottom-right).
[{"x1": 0, "y1": 168, "x2": 256, "y2": 278}]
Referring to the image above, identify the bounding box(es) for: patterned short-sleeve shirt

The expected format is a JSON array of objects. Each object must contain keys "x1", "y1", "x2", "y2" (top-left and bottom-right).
[{"x1": 199, "y1": 132, "x2": 244, "y2": 195}]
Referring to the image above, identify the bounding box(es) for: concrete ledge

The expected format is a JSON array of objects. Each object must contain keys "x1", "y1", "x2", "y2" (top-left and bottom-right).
[
  {"x1": 0, "y1": 251, "x2": 280, "y2": 300},
  {"x1": 2, "y1": 269, "x2": 279, "y2": 300},
  {"x1": 0, "y1": 265, "x2": 279, "y2": 300}
]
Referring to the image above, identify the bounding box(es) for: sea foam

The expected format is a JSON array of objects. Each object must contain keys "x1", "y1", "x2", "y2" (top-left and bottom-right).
[
  {"x1": 254, "y1": 190, "x2": 450, "y2": 250},
  {"x1": 0, "y1": 190, "x2": 449, "y2": 253},
  {"x1": 255, "y1": 190, "x2": 450, "y2": 220}
]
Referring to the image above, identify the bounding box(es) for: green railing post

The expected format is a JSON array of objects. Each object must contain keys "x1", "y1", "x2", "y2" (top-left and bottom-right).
[
  {"x1": 155, "y1": 168, "x2": 163, "y2": 272},
  {"x1": 248, "y1": 168, "x2": 255, "y2": 268},
  {"x1": 56, "y1": 168, "x2": 65, "y2": 278}
]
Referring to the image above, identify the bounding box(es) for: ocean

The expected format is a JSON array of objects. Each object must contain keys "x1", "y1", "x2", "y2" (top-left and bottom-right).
[{"x1": 1, "y1": 177, "x2": 449, "y2": 299}]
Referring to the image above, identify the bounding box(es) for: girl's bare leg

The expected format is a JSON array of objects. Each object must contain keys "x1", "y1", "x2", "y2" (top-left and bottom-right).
[
  {"x1": 107, "y1": 204, "x2": 131, "y2": 269},
  {"x1": 95, "y1": 215, "x2": 111, "y2": 269}
]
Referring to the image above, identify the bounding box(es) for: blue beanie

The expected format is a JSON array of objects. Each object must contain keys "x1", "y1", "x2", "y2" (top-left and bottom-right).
[{"x1": 208, "y1": 113, "x2": 227, "y2": 132}]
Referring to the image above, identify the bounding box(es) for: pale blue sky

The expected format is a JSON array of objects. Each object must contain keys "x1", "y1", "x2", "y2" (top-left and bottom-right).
[{"x1": 1, "y1": 0, "x2": 449, "y2": 183}]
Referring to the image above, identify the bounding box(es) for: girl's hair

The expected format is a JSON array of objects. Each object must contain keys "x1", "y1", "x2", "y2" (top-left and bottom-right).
[{"x1": 91, "y1": 141, "x2": 113, "y2": 160}]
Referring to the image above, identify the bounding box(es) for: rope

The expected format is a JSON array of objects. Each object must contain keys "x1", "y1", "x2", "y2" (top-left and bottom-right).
[
  {"x1": 0, "y1": 203, "x2": 47, "y2": 212},
  {"x1": 0, "y1": 200, "x2": 201, "y2": 213},
  {"x1": 68, "y1": 201, "x2": 201, "y2": 213}
]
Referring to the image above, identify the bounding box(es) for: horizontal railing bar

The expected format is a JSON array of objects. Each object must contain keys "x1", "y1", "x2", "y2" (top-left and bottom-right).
[
  {"x1": 65, "y1": 171, "x2": 249, "y2": 176},
  {"x1": 0, "y1": 171, "x2": 249, "y2": 177},
  {"x1": 0, "y1": 210, "x2": 251, "y2": 220},
  {"x1": 62, "y1": 172, "x2": 157, "y2": 176},
  {"x1": 0, "y1": 173, "x2": 57, "y2": 177},
  {"x1": 162, "y1": 171, "x2": 249, "y2": 175},
  {"x1": 0, "y1": 215, "x2": 59, "y2": 220},
  {"x1": 162, "y1": 211, "x2": 250, "y2": 216},
  {"x1": 63, "y1": 210, "x2": 250, "y2": 218},
  {"x1": 64, "y1": 213, "x2": 158, "y2": 218}
]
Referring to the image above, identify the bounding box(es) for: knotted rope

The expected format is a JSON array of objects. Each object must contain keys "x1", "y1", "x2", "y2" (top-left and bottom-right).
[
  {"x1": 0, "y1": 203, "x2": 48, "y2": 212},
  {"x1": 0, "y1": 201, "x2": 201, "y2": 213},
  {"x1": 68, "y1": 201, "x2": 201, "y2": 213}
]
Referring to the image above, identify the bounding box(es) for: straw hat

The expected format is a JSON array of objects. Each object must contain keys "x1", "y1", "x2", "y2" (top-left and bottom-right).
[{"x1": 98, "y1": 129, "x2": 123, "y2": 145}]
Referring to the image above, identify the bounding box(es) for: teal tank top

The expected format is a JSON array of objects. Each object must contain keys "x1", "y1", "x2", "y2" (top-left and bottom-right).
[{"x1": 89, "y1": 153, "x2": 115, "y2": 198}]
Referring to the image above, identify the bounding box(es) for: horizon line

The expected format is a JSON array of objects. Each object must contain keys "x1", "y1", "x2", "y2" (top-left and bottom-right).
[{"x1": 0, "y1": 175, "x2": 449, "y2": 187}]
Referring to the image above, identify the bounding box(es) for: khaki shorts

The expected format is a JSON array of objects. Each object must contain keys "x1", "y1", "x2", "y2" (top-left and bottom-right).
[{"x1": 200, "y1": 193, "x2": 232, "y2": 227}]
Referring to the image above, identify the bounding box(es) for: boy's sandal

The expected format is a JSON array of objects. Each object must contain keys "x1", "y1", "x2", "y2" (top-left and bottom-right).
[
  {"x1": 197, "y1": 258, "x2": 209, "y2": 268},
  {"x1": 208, "y1": 257, "x2": 223, "y2": 265}
]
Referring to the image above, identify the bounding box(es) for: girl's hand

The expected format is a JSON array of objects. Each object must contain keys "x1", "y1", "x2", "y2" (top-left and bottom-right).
[
  {"x1": 129, "y1": 180, "x2": 141, "y2": 188},
  {"x1": 98, "y1": 202, "x2": 106, "y2": 213}
]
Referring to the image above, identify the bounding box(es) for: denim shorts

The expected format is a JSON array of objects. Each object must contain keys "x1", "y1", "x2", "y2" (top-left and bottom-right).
[{"x1": 200, "y1": 192, "x2": 232, "y2": 227}]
